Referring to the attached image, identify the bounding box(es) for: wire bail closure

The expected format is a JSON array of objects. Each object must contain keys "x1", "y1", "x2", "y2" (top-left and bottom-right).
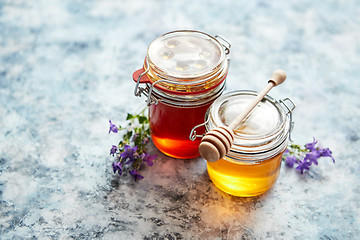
[
  {"x1": 133, "y1": 58, "x2": 166, "y2": 106},
  {"x1": 133, "y1": 58, "x2": 152, "y2": 105},
  {"x1": 215, "y1": 35, "x2": 231, "y2": 55},
  {"x1": 133, "y1": 58, "x2": 149, "y2": 97},
  {"x1": 279, "y1": 98, "x2": 296, "y2": 141},
  {"x1": 189, "y1": 118, "x2": 210, "y2": 141}
]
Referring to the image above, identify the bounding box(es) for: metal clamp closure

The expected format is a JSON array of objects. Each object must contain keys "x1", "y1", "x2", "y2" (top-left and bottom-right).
[
  {"x1": 134, "y1": 57, "x2": 194, "y2": 106},
  {"x1": 215, "y1": 35, "x2": 231, "y2": 55},
  {"x1": 189, "y1": 118, "x2": 209, "y2": 141},
  {"x1": 133, "y1": 58, "x2": 161, "y2": 106},
  {"x1": 279, "y1": 98, "x2": 296, "y2": 141},
  {"x1": 134, "y1": 58, "x2": 150, "y2": 97}
]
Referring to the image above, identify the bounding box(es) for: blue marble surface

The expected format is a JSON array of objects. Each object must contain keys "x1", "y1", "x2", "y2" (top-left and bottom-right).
[{"x1": 1, "y1": 0, "x2": 359, "y2": 239}]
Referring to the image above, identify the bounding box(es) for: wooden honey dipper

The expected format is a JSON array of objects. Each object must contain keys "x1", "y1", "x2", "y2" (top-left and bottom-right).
[{"x1": 199, "y1": 70, "x2": 287, "y2": 162}]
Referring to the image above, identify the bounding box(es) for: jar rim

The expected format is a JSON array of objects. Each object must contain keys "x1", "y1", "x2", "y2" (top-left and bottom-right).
[
  {"x1": 147, "y1": 30, "x2": 227, "y2": 80},
  {"x1": 141, "y1": 30, "x2": 229, "y2": 94},
  {"x1": 140, "y1": 58, "x2": 228, "y2": 95}
]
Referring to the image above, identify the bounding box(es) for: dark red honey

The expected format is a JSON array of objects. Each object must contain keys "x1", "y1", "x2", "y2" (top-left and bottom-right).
[{"x1": 149, "y1": 101, "x2": 212, "y2": 159}]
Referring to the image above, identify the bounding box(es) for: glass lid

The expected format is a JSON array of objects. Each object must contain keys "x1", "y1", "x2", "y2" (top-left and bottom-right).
[
  {"x1": 208, "y1": 90, "x2": 287, "y2": 146},
  {"x1": 219, "y1": 95, "x2": 282, "y2": 137},
  {"x1": 147, "y1": 30, "x2": 226, "y2": 80}
]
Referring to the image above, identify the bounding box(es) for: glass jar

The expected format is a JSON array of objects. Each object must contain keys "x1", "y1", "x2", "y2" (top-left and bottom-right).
[
  {"x1": 192, "y1": 90, "x2": 295, "y2": 196},
  {"x1": 133, "y1": 30, "x2": 231, "y2": 159}
]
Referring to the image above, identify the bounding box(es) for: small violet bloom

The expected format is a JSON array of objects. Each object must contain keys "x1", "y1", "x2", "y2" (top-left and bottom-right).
[
  {"x1": 120, "y1": 145, "x2": 138, "y2": 164},
  {"x1": 110, "y1": 145, "x2": 117, "y2": 156},
  {"x1": 112, "y1": 162, "x2": 123, "y2": 175},
  {"x1": 296, "y1": 160, "x2": 312, "y2": 174},
  {"x1": 304, "y1": 150, "x2": 321, "y2": 165},
  {"x1": 285, "y1": 155, "x2": 297, "y2": 168},
  {"x1": 126, "y1": 152, "x2": 140, "y2": 165},
  {"x1": 305, "y1": 138, "x2": 318, "y2": 151},
  {"x1": 109, "y1": 120, "x2": 118, "y2": 134},
  {"x1": 141, "y1": 153, "x2": 157, "y2": 166},
  {"x1": 319, "y1": 148, "x2": 335, "y2": 163},
  {"x1": 129, "y1": 169, "x2": 144, "y2": 181}
]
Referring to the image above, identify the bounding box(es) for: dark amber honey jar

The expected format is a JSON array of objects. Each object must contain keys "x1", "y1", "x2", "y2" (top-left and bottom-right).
[{"x1": 133, "y1": 30, "x2": 230, "y2": 159}]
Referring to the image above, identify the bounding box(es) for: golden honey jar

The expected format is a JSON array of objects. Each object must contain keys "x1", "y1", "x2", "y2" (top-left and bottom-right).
[{"x1": 191, "y1": 90, "x2": 295, "y2": 196}]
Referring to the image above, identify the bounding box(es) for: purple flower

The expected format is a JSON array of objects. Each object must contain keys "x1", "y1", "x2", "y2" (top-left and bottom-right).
[
  {"x1": 120, "y1": 145, "x2": 138, "y2": 164},
  {"x1": 142, "y1": 137, "x2": 150, "y2": 145},
  {"x1": 110, "y1": 145, "x2": 117, "y2": 156},
  {"x1": 319, "y1": 148, "x2": 335, "y2": 163},
  {"x1": 304, "y1": 150, "x2": 321, "y2": 165},
  {"x1": 126, "y1": 152, "x2": 140, "y2": 165},
  {"x1": 109, "y1": 120, "x2": 118, "y2": 134},
  {"x1": 282, "y1": 139, "x2": 335, "y2": 175},
  {"x1": 285, "y1": 155, "x2": 297, "y2": 168},
  {"x1": 132, "y1": 133, "x2": 139, "y2": 142},
  {"x1": 112, "y1": 162, "x2": 123, "y2": 175},
  {"x1": 305, "y1": 138, "x2": 318, "y2": 151},
  {"x1": 129, "y1": 169, "x2": 144, "y2": 181},
  {"x1": 296, "y1": 160, "x2": 312, "y2": 174},
  {"x1": 141, "y1": 153, "x2": 157, "y2": 166}
]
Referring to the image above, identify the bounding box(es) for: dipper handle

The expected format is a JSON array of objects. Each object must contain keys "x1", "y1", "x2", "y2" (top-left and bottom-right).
[{"x1": 228, "y1": 70, "x2": 286, "y2": 130}]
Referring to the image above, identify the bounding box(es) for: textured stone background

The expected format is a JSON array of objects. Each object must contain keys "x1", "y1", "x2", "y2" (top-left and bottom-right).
[{"x1": 1, "y1": 0, "x2": 359, "y2": 239}]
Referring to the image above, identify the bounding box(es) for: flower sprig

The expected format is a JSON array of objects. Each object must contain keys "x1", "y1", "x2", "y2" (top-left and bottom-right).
[
  {"x1": 283, "y1": 138, "x2": 335, "y2": 174},
  {"x1": 108, "y1": 108, "x2": 156, "y2": 181}
]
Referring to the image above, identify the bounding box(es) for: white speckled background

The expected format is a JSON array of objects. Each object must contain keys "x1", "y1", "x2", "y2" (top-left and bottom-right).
[{"x1": 1, "y1": 0, "x2": 359, "y2": 239}]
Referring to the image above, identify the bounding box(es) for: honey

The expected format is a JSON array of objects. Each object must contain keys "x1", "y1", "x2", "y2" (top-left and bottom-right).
[
  {"x1": 207, "y1": 151, "x2": 284, "y2": 197},
  {"x1": 133, "y1": 30, "x2": 230, "y2": 159},
  {"x1": 199, "y1": 90, "x2": 295, "y2": 196},
  {"x1": 149, "y1": 101, "x2": 211, "y2": 159}
]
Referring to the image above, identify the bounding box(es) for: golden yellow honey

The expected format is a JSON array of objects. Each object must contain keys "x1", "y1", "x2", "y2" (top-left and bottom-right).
[{"x1": 207, "y1": 151, "x2": 284, "y2": 197}]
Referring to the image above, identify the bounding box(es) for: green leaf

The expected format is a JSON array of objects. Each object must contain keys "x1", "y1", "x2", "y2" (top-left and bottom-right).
[
  {"x1": 123, "y1": 131, "x2": 133, "y2": 142},
  {"x1": 138, "y1": 116, "x2": 148, "y2": 124},
  {"x1": 126, "y1": 113, "x2": 134, "y2": 120}
]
